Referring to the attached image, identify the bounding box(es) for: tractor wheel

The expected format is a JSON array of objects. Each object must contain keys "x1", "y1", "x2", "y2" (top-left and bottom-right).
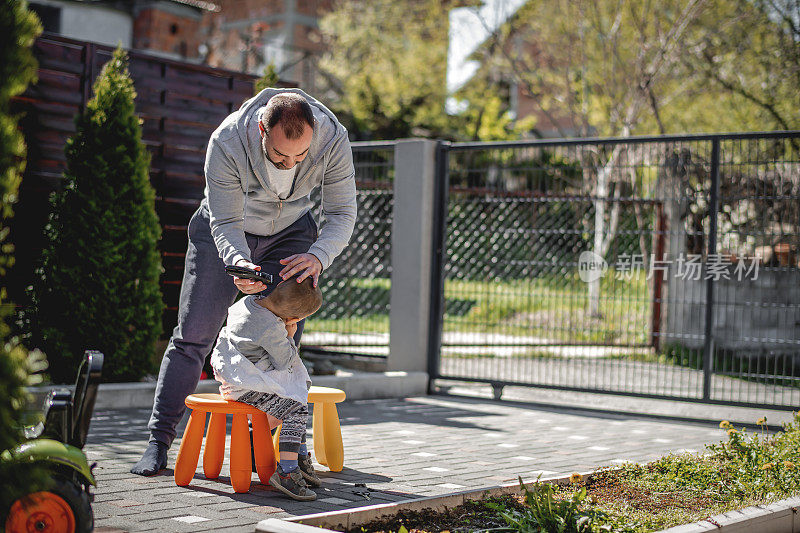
[{"x1": 4, "y1": 476, "x2": 93, "y2": 533}]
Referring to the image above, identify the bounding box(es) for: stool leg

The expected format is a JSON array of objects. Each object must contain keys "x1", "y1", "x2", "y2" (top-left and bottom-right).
[
  {"x1": 230, "y1": 413, "x2": 252, "y2": 493},
  {"x1": 174, "y1": 409, "x2": 206, "y2": 486},
  {"x1": 322, "y1": 403, "x2": 344, "y2": 472},
  {"x1": 251, "y1": 412, "x2": 275, "y2": 484},
  {"x1": 272, "y1": 423, "x2": 282, "y2": 461},
  {"x1": 203, "y1": 412, "x2": 226, "y2": 479},
  {"x1": 312, "y1": 404, "x2": 327, "y2": 467}
]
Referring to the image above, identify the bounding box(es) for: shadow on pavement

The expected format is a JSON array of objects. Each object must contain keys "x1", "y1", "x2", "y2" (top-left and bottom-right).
[{"x1": 432, "y1": 388, "x2": 784, "y2": 433}]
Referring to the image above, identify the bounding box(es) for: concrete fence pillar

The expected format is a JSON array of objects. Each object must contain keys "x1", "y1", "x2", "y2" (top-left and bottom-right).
[{"x1": 388, "y1": 139, "x2": 439, "y2": 373}]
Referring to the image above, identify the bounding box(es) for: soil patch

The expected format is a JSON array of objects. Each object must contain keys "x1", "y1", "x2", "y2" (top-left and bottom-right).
[{"x1": 345, "y1": 495, "x2": 527, "y2": 533}]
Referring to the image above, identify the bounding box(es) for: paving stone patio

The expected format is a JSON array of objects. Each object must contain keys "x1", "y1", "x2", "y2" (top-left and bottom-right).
[{"x1": 84, "y1": 391, "x2": 782, "y2": 532}]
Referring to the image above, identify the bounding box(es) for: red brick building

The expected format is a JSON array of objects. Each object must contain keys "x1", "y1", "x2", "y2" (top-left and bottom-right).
[
  {"x1": 28, "y1": 0, "x2": 220, "y2": 61},
  {"x1": 133, "y1": 0, "x2": 220, "y2": 60},
  {"x1": 198, "y1": 0, "x2": 332, "y2": 90}
]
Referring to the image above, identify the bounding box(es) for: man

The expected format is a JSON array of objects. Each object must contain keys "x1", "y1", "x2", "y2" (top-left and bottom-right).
[{"x1": 132, "y1": 89, "x2": 356, "y2": 475}]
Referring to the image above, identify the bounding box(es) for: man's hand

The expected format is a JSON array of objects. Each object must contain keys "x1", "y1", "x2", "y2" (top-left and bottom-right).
[
  {"x1": 285, "y1": 318, "x2": 298, "y2": 339},
  {"x1": 279, "y1": 253, "x2": 322, "y2": 287},
  {"x1": 232, "y1": 259, "x2": 267, "y2": 294}
]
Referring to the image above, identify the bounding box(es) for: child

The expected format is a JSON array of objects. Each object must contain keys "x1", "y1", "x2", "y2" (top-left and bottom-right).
[{"x1": 211, "y1": 277, "x2": 323, "y2": 501}]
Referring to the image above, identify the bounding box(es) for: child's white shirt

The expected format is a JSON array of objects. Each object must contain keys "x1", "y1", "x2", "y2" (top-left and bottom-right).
[{"x1": 210, "y1": 296, "x2": 311, "y2": 405}]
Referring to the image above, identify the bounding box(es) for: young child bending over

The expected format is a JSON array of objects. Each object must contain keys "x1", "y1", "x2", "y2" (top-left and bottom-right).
[{"x1": 211, "y1": 277, "x2": 322, "y2": 501}]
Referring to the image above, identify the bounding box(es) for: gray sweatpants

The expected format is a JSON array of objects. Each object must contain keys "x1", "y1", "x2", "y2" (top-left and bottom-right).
[{"x1": 148, "y1": 202, "x2": 317, "y2": 447}]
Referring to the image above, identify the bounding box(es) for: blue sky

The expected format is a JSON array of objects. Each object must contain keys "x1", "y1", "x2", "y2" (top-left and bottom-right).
[{"x1": 447, "y1": 0, "x2": 527, "y2": 94}]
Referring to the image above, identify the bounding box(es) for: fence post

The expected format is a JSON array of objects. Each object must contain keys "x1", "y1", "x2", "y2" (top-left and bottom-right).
[
  {"x1": 81, "y1": 42, "x2": 95, "y2": 109},
  {"x1": 426, "y1": 142, "x2": 450, "y2": 390},
  {"x1": 702, "y1": 138, "x2": 721, "y2": 400},
  {"x1": 388, "y1": 139, "x2": 439, "y2": 375}
]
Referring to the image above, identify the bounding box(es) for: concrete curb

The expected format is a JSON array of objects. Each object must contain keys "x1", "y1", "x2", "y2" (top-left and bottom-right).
[
  {"x1": 255, "y1": 519, "x2": 339, "y2": 533},
  {"x1": 660, "y1": 495, "x2": 800, "y2": 533},
  {"x1": 255, "y1": 477, "x2": 800, "y2": 533},
  {"x1": 256, "y1": 472, "x2": 590, "y2": 532},
  {"x1": 26, "y1": 370, "x2": 429, "y2": 410}
]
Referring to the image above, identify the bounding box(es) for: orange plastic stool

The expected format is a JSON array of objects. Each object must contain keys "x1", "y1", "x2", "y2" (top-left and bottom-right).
[
  {"x1": 174, "y1": 387, "x2": 347, "y2": 492},
  {"x1": 174, "y1": 393, "x2": 276, "y2": 493},
  {"x1": 271, "y1": 386, "x2": 347, "y2": 472}
]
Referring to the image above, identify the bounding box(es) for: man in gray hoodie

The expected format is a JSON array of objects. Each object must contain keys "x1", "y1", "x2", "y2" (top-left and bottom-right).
[{"x1": 132, "y1": 89, "x2": 356, "y2": 476}]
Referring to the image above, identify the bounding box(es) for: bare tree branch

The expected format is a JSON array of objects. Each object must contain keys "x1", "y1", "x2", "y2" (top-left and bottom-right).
[{"x1": 699, "y1": 50, "x2": 793, "y2": 131}]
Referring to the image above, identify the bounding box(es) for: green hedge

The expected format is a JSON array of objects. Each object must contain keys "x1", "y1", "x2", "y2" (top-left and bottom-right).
[
  {"x1": 33, "y1": 47, "x2": 163, "y2": 383},
  {"x1": 0, "y1": 0, "x2": 48, "y2": 521}
]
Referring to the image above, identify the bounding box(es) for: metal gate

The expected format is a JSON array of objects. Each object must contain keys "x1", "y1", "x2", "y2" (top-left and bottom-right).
[
  {"x1": 429, "y1": 132, "x2": 800, "y2": 409},
  {"x1": 303, "y1": 142, "x2": 394, "y2": 361}
]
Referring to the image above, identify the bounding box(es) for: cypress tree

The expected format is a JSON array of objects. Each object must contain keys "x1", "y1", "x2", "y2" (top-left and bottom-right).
[
  {"x1": 0, "y1": 0, "x2": 47, "y2": 520},
  {"x1": 254, "y1": 63, "x2": 279, "y2": 94},
  {"x1": 34, "y1": 47, "x2": 163, "y2": 383}
]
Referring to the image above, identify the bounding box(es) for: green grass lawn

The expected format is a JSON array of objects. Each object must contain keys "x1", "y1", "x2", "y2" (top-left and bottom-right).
[
  {"x1": 442, "y1": 272, "x2": 651, "y2": 344},
  {"x1": 304, "y1": 272, "x2": 653, "y2": 346}
]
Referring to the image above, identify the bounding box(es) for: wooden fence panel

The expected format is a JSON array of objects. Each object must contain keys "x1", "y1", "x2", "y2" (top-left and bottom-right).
[{"x1": 10, "y1": 33, "x2": 258, "y2": 335}]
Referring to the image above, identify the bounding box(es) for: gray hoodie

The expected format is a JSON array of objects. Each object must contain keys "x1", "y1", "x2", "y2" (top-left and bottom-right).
[
  {"x1": 210, "y1": 296, "x2": 311, "y2": 405},
  {"x1": 203, "y1": 88, "x2": 357, "y2": 270}
]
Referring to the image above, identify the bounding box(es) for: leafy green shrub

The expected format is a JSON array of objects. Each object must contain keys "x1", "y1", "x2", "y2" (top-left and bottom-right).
[
  {"x1": 32, "y1": 47, "x2": 163, "y2": 383},
  {"x1": 487, "y1": 477, "x2": 614, "y2": 532},
  {"x1": 0, "y1": 0, "x2": 48, "y2": 521},
  {"x1": 706, "y1": 417, "x2": 800, "y2": 497}
]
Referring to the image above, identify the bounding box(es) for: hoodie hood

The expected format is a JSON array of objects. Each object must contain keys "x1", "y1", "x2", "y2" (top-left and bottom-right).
[
  {"x1": 203, "y1": 87, "x2": 357, "y2": 270},
  {"x1": 236, "y1": 88, "x2": 342, "y2": 198}
]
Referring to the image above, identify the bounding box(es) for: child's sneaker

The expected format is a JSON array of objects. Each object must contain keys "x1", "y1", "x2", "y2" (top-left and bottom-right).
[
  {"x1": 269, "y1": 465, "x2": 317, "y2": 501},
  {"x1": 298, "y1": 453, "x2": 321, "y2": 487}
]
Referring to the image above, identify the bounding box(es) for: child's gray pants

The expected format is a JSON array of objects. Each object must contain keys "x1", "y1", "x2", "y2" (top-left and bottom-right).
[
  {"x1": 237, "y1": 391, "x2": 308, "y2": 453},
  {"x1": 147, "y1": 202, "x2": 317, "y2": 447}
]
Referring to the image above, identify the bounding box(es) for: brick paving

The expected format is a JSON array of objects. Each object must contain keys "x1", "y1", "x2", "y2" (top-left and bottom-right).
[{"x1": 87, "y1": 393, "x2": 784, "y2": 532}]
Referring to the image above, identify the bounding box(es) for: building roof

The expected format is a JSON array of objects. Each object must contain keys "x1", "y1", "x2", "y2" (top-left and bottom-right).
[
  {"x1": 167, "y1": 0, "x2": 220, "y2": 12},
  {"x1": 69, "y1": 0, "x2": 221, "y2": 13}
]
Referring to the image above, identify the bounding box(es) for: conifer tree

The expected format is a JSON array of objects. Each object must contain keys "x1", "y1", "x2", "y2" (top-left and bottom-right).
[
  {"x1": 0, "y1": 0, "x2": 47, "y2": 520},
  {"x1": 34, "y1": 47, "x2": 163, "y2": 383},
  {"x1": 254, "y1": 63, "x2": 279, "y2": 95}
]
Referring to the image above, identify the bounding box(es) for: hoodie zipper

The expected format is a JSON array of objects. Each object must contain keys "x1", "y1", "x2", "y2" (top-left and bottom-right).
[
  {"x1": 289, "y1": 156, "x2": 322, "y2": 197},
  {"x1": 272, "y1": 199, "x2": 283, "y2": 233}
]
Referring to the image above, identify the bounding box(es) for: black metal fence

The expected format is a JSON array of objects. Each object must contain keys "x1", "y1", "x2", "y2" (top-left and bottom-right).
[
  {"x1": 430, "y1": 132, "x2": 800, "y2": 409},
  {"x1": 302, "y1": 142, "x2": 395, "y2": 358}
]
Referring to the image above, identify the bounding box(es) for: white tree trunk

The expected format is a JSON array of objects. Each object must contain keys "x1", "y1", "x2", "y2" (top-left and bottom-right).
[
  {"x1": 588, "y1": 164, "x2": 608, "y2": 317},
  {"x1": 588, "y1": 146, "x2": 623, "y2": 317}
]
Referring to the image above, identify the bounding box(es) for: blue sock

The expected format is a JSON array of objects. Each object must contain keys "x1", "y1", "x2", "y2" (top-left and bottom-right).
[
  {"x1": 279, "y1": 458, "x2": 298, "y2": 473},
  {"x1": 299, "y1": 442, "x2": 307, "y2": 456}
]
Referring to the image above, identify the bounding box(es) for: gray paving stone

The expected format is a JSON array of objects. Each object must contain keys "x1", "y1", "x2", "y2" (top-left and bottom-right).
[{"x1": 84, "y1": 393, "x2": 752, "y2": 532}]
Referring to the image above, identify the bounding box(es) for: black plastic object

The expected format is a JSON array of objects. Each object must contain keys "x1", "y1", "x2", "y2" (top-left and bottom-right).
[
  {"x1": 71, "y1": 350, "x2": 103, "y2": 449},
  {"x1": 37, "y1": 350, "x2": 104, "y2": 449},
  {"x1": 38, "y1": 389, "x2": 72, "y2": 442},
  {"x1": 225, "y1": 265, "x2": 273, "y2": 284}
]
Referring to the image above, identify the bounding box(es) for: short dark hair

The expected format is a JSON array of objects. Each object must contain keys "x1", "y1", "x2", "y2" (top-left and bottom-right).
[
  {"x1": 264, "y1": 277, "x2": 322, "y2": 320},
  {"x1": 261, "y1": 93, "x2": 314, "y2": 139}
]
